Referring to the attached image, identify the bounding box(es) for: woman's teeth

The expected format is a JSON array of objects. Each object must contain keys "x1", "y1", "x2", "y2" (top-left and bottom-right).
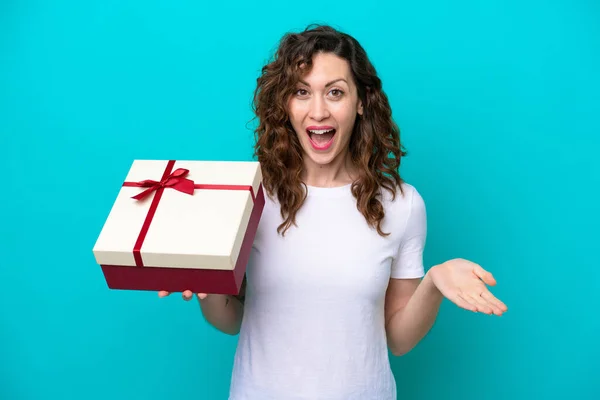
[{"x1": 308, "y1": 129, "x2": 335, "y2": 134}]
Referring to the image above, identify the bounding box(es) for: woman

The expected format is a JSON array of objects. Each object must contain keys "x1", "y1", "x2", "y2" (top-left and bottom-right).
[{"x1": 160, "y1": 24, "x2": 507, "y2": 400}]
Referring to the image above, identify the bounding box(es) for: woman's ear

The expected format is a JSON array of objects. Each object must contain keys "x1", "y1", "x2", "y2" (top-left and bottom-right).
[{"x1": 358, "y1": 100, "x2": 364, "y2": 116}]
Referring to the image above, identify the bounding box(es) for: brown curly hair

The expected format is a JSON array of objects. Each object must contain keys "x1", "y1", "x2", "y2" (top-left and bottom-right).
[{"x1": 252, "y1": 24, "x2": 407, "y2": 237}]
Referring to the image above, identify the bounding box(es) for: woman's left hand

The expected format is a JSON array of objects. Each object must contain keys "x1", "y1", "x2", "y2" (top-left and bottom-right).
[{"x1": 429, "y1": 258, "x2": 508, "y2": 316}]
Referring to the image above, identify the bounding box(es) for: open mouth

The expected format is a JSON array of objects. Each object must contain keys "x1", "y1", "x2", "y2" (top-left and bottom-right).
[{"x1": 306, "y1": 127, "x2": 336, "y2": 150}]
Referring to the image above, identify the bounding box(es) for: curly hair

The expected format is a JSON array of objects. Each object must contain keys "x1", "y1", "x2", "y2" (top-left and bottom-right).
[{"x1": 252, "y1": 24, "x2": 407, "y2": 237}]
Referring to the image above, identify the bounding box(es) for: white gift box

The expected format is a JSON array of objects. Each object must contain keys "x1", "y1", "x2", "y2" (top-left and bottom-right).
[{"x1": 92, "y1": 159, "x2": 265, "y2": 295}]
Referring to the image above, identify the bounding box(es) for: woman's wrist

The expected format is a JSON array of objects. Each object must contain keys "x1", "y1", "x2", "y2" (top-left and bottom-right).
[{"x1": 423, "y1": 267, "x2": 443, "y2": 299}]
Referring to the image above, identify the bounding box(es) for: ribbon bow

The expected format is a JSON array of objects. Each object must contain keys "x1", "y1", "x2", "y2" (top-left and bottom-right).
[{"x1": 130, "y1": 168, "x2": 195, "y2": 200}]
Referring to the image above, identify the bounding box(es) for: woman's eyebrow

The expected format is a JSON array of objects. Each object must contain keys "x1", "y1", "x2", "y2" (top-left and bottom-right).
[{"x1": 298, "y1": 78, "x2": 348, "y2": 87}]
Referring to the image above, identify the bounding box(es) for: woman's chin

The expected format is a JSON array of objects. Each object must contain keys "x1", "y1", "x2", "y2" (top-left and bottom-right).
[{"x1": 302, "y1": 146, "x2": 343, "y2": 167}]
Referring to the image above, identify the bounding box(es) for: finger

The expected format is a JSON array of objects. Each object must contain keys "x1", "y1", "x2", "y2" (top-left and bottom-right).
[
  {"x1": 473, "y1": 265, "x2": 497, "y2": 286},
  {"x1": 158, "y1": 291, "x2": 170, "y2": 298},
  {"x1": 457, "y1": 292, "x2": 479, "y2": 312},
  {"x1": 481, "y1": 291, "x2": 508, "y2": 314},
  {"x1": 196, "y1": 293, "x2": 208, "y2": 300},
  {"x1": 452, "y1": 292, "x2": 477, "y2": 312},
  {"x1": 477, "y1": 293, "x2": 503, "y2": 316},
  {"x1": 465, "y1": 292, "x2": 494, "y2": 314},
  {"x1": 182, "y1": 290, "x2": 193, "y2": 301}
]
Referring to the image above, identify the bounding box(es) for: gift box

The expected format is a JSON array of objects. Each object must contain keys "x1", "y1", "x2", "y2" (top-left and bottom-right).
[{"x1": 92, "y1": 159, "x2": 265, "y2": 295}]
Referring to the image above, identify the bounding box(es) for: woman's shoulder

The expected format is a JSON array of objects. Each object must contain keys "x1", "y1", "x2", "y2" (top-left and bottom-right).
[
  {"x1": 381, "y1": 181, "x2": 423, "y2": 205},
  {"x1": 377, "y1": 181, "x2": 427, "y2": 238},
  {"x1": 380, "y1": 181, "x2": 426, "y2": 220}
]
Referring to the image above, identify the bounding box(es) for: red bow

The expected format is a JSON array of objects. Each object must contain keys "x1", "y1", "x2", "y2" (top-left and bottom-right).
[{"x1": 129, "y1": 168, "x2": 195, "y2": 200}]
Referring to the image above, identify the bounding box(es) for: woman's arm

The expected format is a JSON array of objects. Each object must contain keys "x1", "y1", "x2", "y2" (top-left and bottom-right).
[
  {"x1": 198, "y1": 276, "x2": 247, "y2": 335},
  {"x1": 165, "y1": 276, "x2": 247, "y2": 335},
  {"x1": 385, "y1": 260, "x2": 507, "y2": 356},
  {"x1": 197, "y1": 294, "x2": 244, "y2": 335},
  {"x1": 384, "y1": 272, "x2": 443, "y2": 356}
]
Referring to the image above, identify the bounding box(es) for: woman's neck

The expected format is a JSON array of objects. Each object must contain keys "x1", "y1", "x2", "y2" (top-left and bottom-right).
[{"x1": 301, "y1": 151, "x2": 357, "y2": 188}]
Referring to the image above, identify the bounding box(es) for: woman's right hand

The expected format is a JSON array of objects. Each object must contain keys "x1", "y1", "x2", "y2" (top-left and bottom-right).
[{"x1": 158, "y1": 290, "x2": 208, "y2": 300}]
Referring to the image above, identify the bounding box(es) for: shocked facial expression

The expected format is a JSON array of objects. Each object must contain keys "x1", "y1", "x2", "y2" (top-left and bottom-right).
[{"x1": 287, "y1": 52, "x2": 363, "y2": 167}]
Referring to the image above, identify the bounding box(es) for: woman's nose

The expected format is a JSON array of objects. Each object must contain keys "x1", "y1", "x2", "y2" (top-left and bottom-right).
[{"x1": 308, "y1": 97, "x2": 330, "y2": 121}]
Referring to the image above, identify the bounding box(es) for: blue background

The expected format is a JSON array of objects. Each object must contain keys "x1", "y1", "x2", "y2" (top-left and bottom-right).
[{"x1": 1, "y1": 1, "x2": 598, "y2": 399}]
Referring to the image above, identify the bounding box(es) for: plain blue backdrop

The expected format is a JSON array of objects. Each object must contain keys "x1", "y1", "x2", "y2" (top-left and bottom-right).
[{"x1": 1, "y1": 1, "x2": 598, "y2": 399}]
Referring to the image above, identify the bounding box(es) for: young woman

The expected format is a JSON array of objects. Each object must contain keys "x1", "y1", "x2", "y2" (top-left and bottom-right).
[{"x1": 160, "y1": 24, "x2": 507, "y2": 400}]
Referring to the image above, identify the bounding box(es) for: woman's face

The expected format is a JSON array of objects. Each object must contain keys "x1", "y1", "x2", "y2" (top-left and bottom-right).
[{"x1": 287, "y1": 52, "x2": 363, "y2": 168}]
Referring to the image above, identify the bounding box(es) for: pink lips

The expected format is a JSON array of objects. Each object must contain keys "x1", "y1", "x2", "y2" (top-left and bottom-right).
[{"x1": 306, "y1": 125, "x2": 336, "y2": 151}]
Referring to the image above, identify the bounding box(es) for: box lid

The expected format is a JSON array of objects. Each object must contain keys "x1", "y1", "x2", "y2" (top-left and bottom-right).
[{"x1": 92, "y1": 159, "x2": 262, "y2": 270}]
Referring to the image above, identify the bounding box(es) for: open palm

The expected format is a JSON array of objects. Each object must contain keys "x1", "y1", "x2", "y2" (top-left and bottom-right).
[{"x1": 429, "y1": 258, "x2": 508, "y2": 316}]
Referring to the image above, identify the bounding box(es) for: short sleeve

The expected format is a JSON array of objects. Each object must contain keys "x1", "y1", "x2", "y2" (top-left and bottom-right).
[{"x1": 390, "y1": 186, "x2": 427, "y2": 279}]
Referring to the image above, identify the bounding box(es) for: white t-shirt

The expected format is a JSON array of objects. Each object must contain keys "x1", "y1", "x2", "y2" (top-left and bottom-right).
[{"x1": 228, "y1": 182, "x2": 427, "y2": 400}]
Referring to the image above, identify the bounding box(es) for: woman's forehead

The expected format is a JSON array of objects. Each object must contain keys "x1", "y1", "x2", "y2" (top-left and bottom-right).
[{"x1": 297, "y1": 53, "x2": 352, "y2": 86}]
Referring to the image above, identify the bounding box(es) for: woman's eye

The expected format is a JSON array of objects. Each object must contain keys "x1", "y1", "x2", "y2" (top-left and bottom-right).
[{"x1": 330, "y1": 89, "x2": 343, "y2": 97}]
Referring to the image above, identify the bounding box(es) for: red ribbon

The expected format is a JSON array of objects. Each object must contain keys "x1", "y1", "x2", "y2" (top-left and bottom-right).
[
  {"x1": 122, "y1": 160, "x2": 255, "y2": 267},
  {"x1": 125, "y1": 167, "x2": 195, "y2": 201}
]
